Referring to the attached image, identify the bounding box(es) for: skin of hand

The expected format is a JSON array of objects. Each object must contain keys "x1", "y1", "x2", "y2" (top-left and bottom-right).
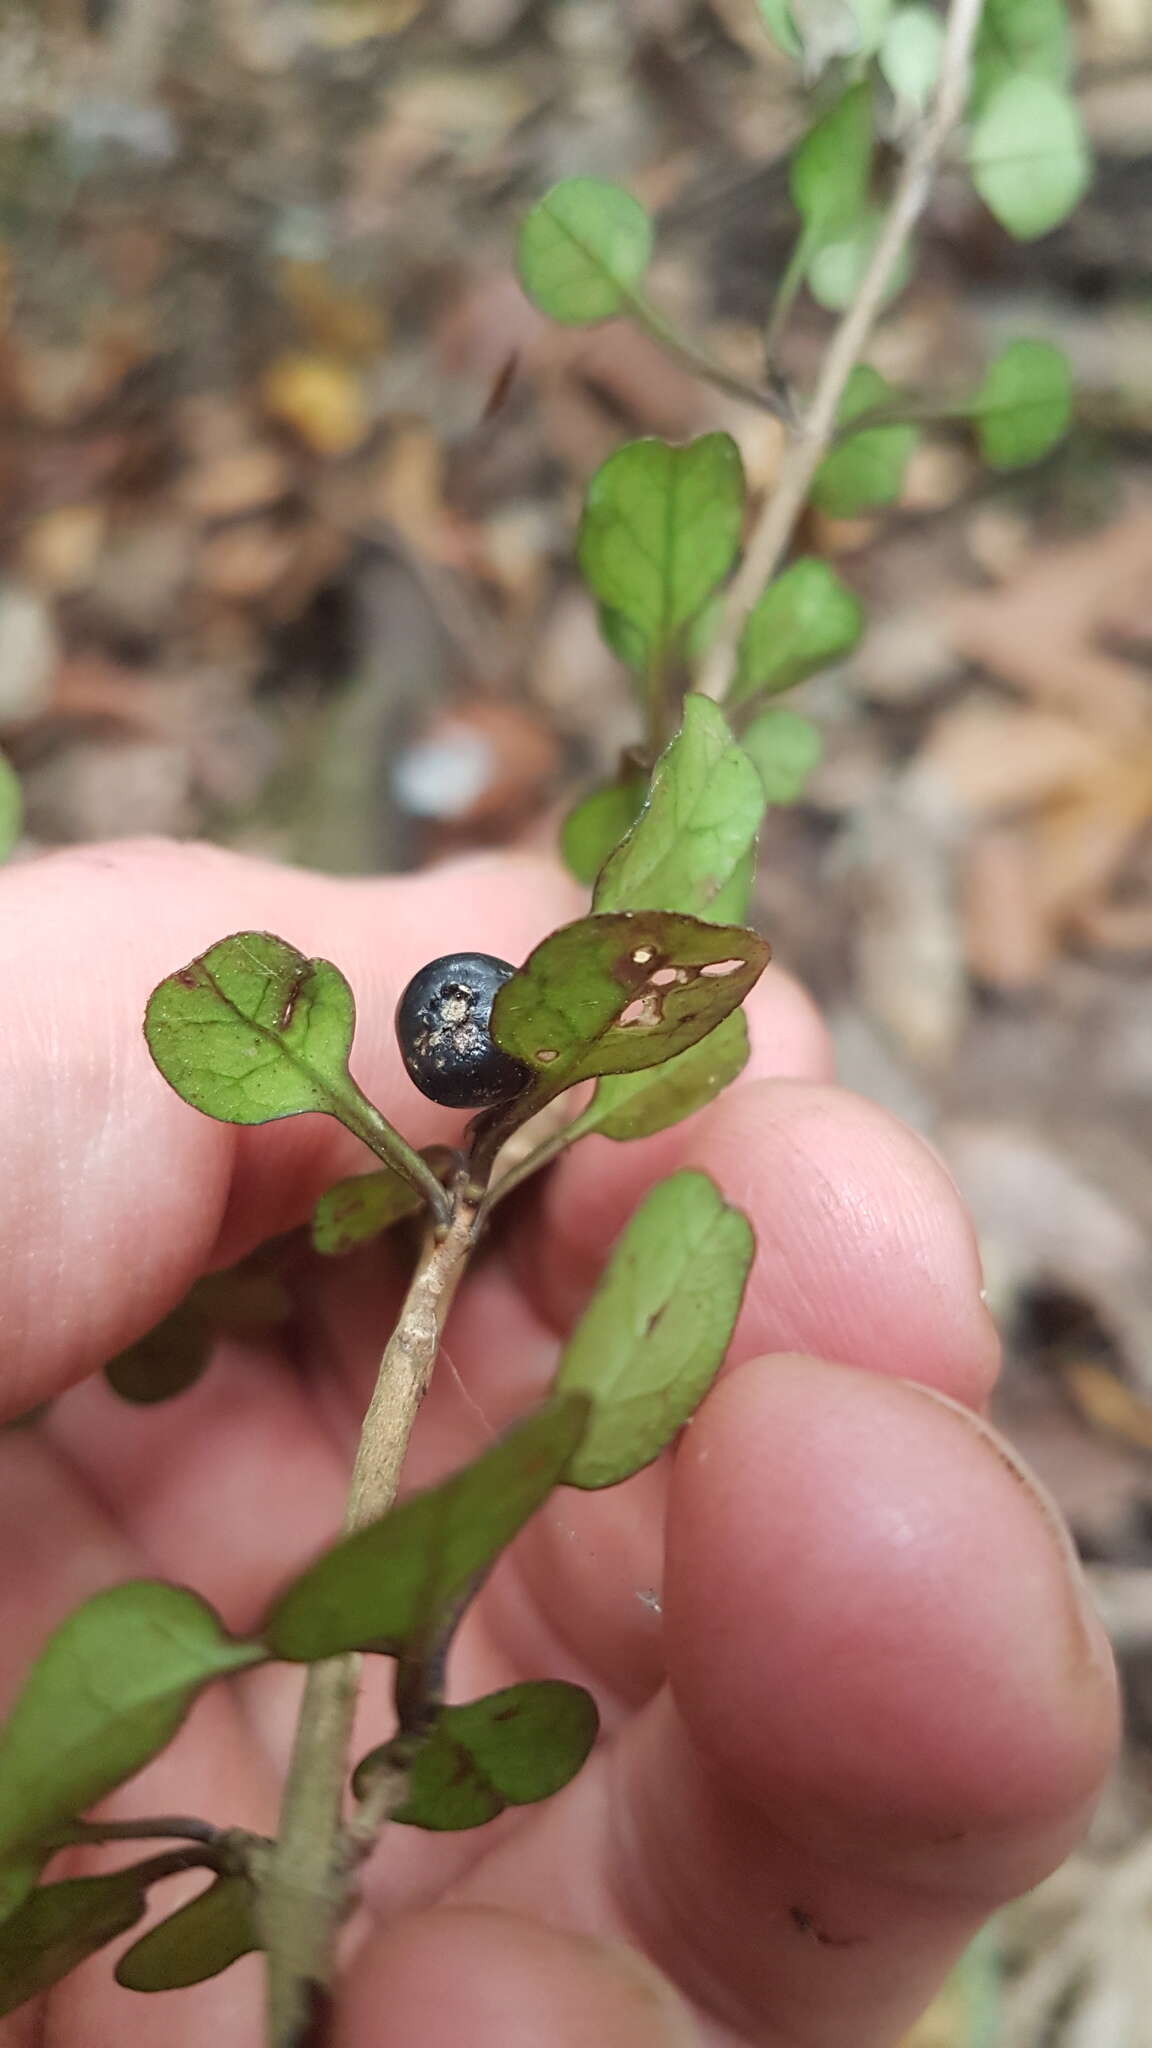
[{"x1": 0, "y1": 840, "x2": 1118, "y2": 2048}]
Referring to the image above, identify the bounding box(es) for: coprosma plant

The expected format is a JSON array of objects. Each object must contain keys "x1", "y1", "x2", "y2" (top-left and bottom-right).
[{"x1": 0, "y1": 0, "x2": 1087, "y2": 2040}]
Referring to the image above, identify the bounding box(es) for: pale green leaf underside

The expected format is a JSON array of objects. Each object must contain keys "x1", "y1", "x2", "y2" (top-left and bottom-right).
[
  {"x1": 967, "y1": 76, "x2": 1090, "y2": 241},
  {"x1": 0, "y1": 1585, "x2": 259, "y2": 1883},
  {"x1": 587, "y1": 1010, "x2": 750, "y2": 1141}
]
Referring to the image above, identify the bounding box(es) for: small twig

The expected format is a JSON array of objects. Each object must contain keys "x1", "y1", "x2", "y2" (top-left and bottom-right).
[
  {"x1": 47, "y1": 1815, "x2": 222, "y2": 1850},
  {"x1": 698, "y1": 0, "x2": 986, "y2": 702},
  {"x1": 627, "y1": 294, "x2": 796, "y2": 425},
  {"x1": 262, "y1": 1196, "x2": 478, "y2": 2048}
]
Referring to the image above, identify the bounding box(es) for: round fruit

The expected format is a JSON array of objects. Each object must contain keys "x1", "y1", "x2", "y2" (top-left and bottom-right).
[{"x1": 395, "y1": 953, "x2": 530, "y2": 1110}]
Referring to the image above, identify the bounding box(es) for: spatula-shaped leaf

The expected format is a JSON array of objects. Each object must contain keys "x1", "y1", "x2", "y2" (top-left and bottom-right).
[
  {"x1": 489, "y1": 910, "x2": 768, "y2": 1099},
  {"x1": 578, "y1": 436, "x2": 744, "y2": 667},
  {"x1": 356, "y1": 1681, "x2": 599, "y2": 1831},
  {"x1": 115, "y1": 1874, "x2": 258, "y2": 1992},
  {"x1": 146, "y1": 932, "x2": 360, "y2": 1125},
  {"x1": 0, "y1": 1585, "x2": 261, "y2": 1878},
  {"x1": 517, "y1": 179, "x2": 652, "y2": 325},
  {"x1": 556, "y1": 1170, "x2": 753, "y2": 1487},
  {"x1": 594, "y1": 698, "x2": 763, "y2": 921},
  {"x1": 263, "y1": 1395, "x2": 589, "y2": 1663},
  {"x1": 0, "y1": 1870, "x2": 152, "y2": 2016}
]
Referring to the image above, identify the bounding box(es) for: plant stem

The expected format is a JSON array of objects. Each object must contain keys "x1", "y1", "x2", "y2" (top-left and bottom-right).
[
  {"x1": 48, "y1": 1815, "x2": 222, "y2": 1849},
  {"x1": 337, "y1": 1091, "x2": 451, "y2": 1227},
  {"x1": 697, "y1": 0, "x2": 986, "y2": 702},
  {"x1": 262, "y1": 1196, "x2": 478, "y2": 2048},
  {"x1": 627, "y1": 292, "x2": 795, "y2": 424}
]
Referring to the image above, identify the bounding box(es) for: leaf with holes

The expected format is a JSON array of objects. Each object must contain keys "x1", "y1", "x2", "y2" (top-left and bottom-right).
[
  {"x1": 0, "y1": 1584, "x2": 261, "y2": 1889},
  {"x1": 0, "y1": 1870, "x2": 154, "y2": 2016},
  {"x1": 578, "y1": 436, "x2": 745, "y2": 669},
  {"x1": 561, "y1": 775, "x2": 647, "y2": 888},
  {"x1": 556, "y1": 1170, "x2": 754, "y2": 1487},
  {"x1": 263, "y1": 1394, "x2": 589, "y2": 1663},
  {"x1": 357, "y1": 1681, "x2": 599, "y2": 1831},
  {"x1": 517, "y1": 179, "x2": 652, "y2": 325},
  {"x1": 489, "y1": 909, "x2": 769, "y2": 1100},
  {"x1": 583, "y1": 1010, "x2": 750, "y2": 1142},
  {"x1": 595, "y1": 698, "x2": 763, "y2": 921},
  {"x1": 115, "y1": 1875, "x2": 258, "y2": 1992},
  {"x1": 732, "y1": 558, "x2": 863, "y2": 705},
  {"x1": 967, "y1": 77, "x2": 1090, "y2": 241},
  {"x1": 972, "y1": 339, "x2": 1071, "y2": 467},
  {"x1": 810, "y1": 365, "x2": 917, "y2": 516},
  {"x1": 145, "y1": 932, "x2": 363, "y2": 1127},
  {"x1": 146, "y1": 932, "x2": 437, "y2": 1208},
  {"x1": 742, "y1": 709, "x2": 824, "y2": 804},
  {"x1": 312, "y1": 1165, "x2": 424, "y2": 1255}
]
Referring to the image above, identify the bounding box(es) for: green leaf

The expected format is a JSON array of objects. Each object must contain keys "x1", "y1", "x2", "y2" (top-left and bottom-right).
[
  {"x1": 742, "y1": 708, "x2": 824, "y2": 803},
  {"x1": 755, "y1": 0, "x2": 802, "y2": 57},
  {"x1": 879, "y1": 4, "x2": 944, "y2": 109},
  {"x1": 263, "y1": 1395, "x2": 590, "y2": 1663},
  {"x1": 791, "y1": 85, "x2": 873, "y2": 250},
  {"x1": 732, "y1": 557, "x2": 863, "y2": 704},
  {"x1": 706, "y1": 846, "x2": 756, "y2": 926},
  {"x1": 0, "y1": 1854, "x2": 48, "y2": 1927},
  {"x1": 967, "y1": 77, "x2": 1090, "y2": 241},
  {"x1": 490, "y1": 909, "x2": 769, "y2": 1097},
  {"x1": 597, "y1": 604, "x2": 649, "y2": 676},
  {"x1": 561, "y1": 775, "x2": 647, "y2": 888},
  {"x1": 0, "y1": 1870, "x2": 151, "y2": 2016},
  {"x1": 517, "y1": 179, "x2": 652, "y2": 325},
  {"x1": 145, "y1": 931, "x2": 363, "y2": 1128},
  {"x1": 115, "y1": 1875, "x2": 258, "y2": 1992},
  {"x1": 810, "y1": 365, "x2": 917, "y2": 515},
  {"x1": 585, "y1": 1010, "x2": 750, "y2": 1142},
  {"x1": 971, "y1": 0, "x2": 1071, "y2": 111},
  {"x1": 362, "y1": 1681, "x2": 599, "y2": 1831},
  {"x1": 0, "y1": 751, "x2": 21, "y2": 862},
  {"x1": 806, "y1": 211, "x2": 912, "y2": 312},
  {"x1": 577, "y1": 436, "x2": 745, "y2": 667},
  {"x1": 972, "y1": 338, "x2": 1072, "y2": 468},
  {"x1": 312, "y1": 1165, "x2": 423, "y2": 1255},
  {"x1": 556, "y1": 1170, "x2": 754, "y2": 1488},
  {"x1": 0, "y1": 1585, "x2": 262, "y2": 1874},
  {"x1": 594, "y1": 697, "x2": 763, "y2": 921},
  {"x1": 105, "y1": 1258, "x2": 293, "y2": 1403}
]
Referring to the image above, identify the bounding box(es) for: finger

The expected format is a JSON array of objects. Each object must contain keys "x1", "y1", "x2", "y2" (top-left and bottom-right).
[
  {"x1": 0, "y1": 841, "x2": 578, "y2": 1412},
  {"x1": 511, "y1": 1078, "x2": 1000, "y2": 1408},
  {"x1": 335, "y1": 1906, "x2": 696, "y2": 2048},
  {"x1": 429, "y1": 1358, "x2": 1118, "y2": 2046}
]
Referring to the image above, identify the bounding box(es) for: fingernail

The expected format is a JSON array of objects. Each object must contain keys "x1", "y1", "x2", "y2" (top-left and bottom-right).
[{"x1": 902, "y1": 1380, "x2": 1114, "y2": 1680}]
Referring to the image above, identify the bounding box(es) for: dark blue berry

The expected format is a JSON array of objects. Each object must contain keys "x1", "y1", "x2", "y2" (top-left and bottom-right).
[{"x1": 395, "y1": 953, "x2": 530, "y2": 1110}]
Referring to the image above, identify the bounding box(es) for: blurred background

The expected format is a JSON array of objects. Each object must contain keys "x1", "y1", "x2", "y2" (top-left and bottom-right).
[{"x1": 1, "y1": 0, "x2": 1151, "y2": 2038}]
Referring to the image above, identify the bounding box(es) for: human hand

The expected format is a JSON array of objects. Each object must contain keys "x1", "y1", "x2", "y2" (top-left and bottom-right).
[{"x1": 0, "y1": 841, "x2": 1117, "y2": 2048}]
